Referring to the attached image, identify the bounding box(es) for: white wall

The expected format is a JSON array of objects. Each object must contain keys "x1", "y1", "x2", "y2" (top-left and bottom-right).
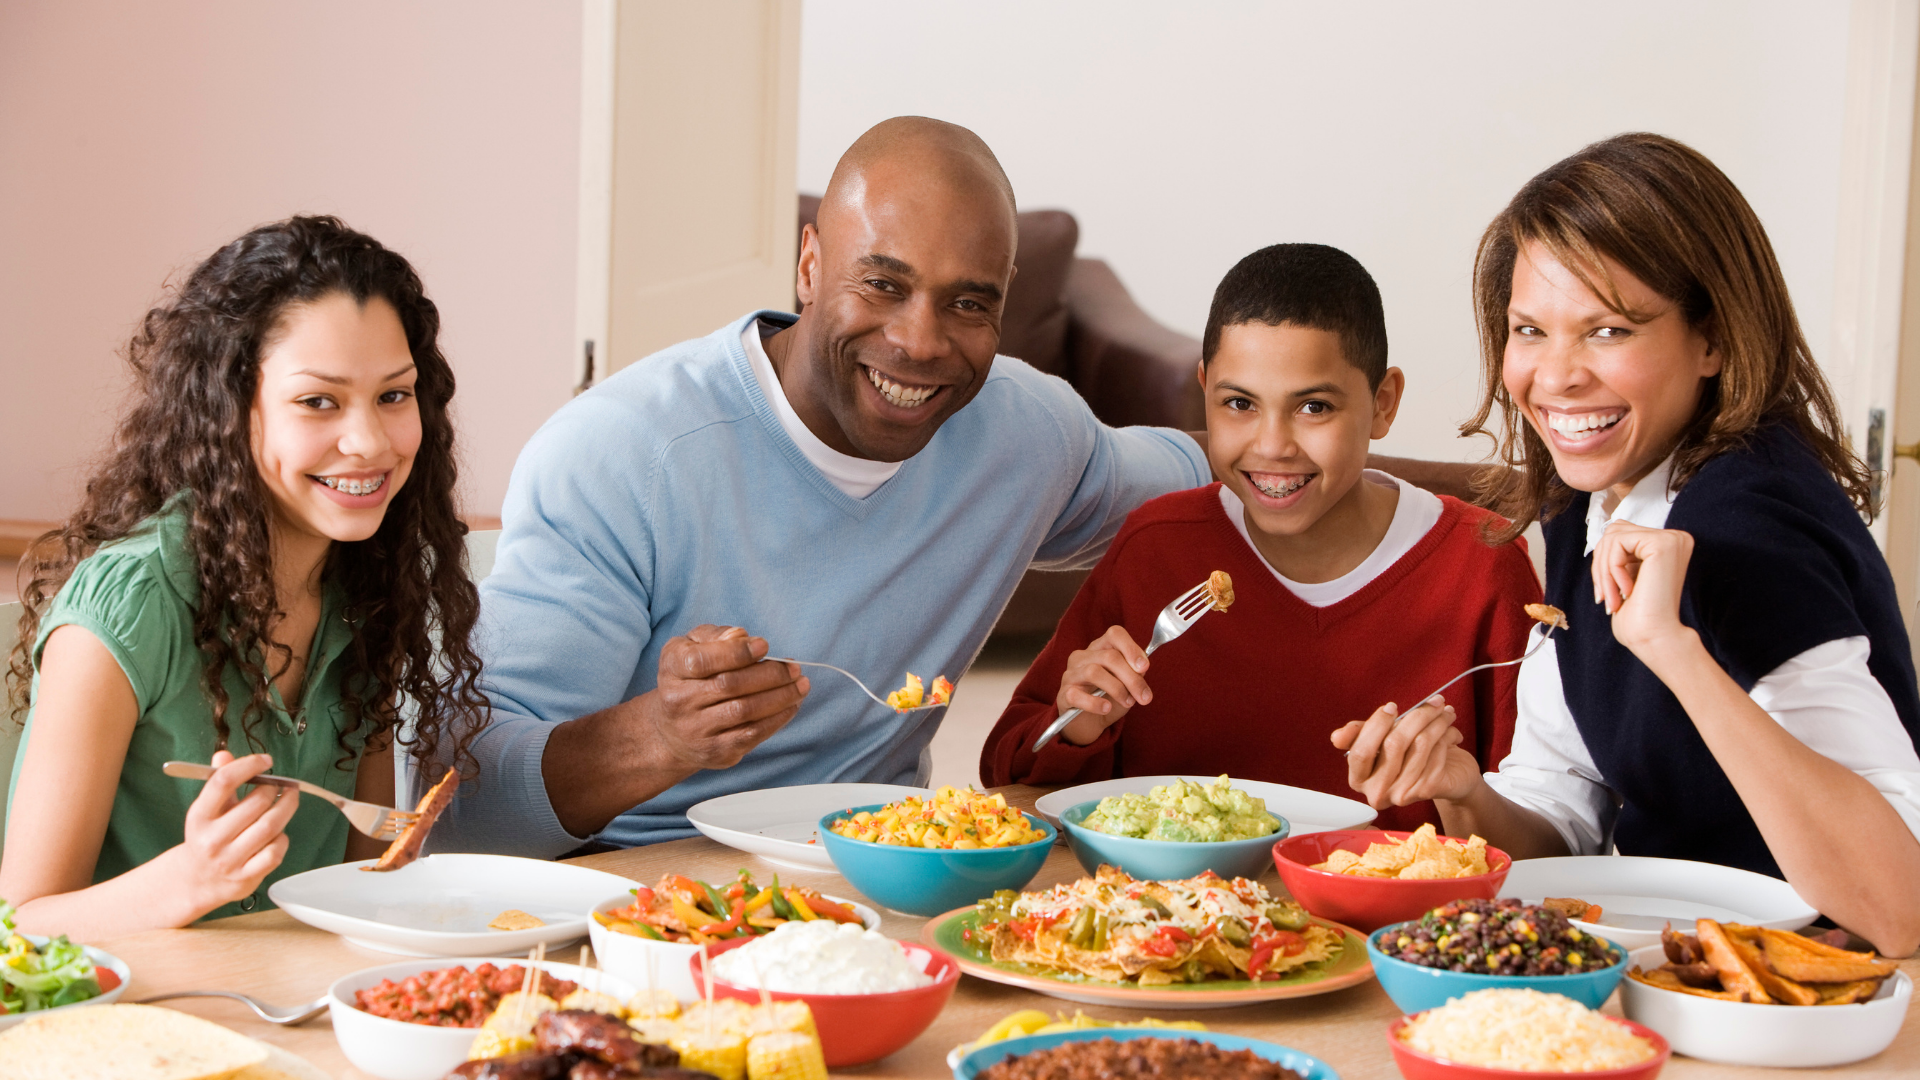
[
  {"x1": 0, "y1": 1, "x2": 582, "y2": 522},
  {"x1": 798, "y1": 1, "x2": 1853, "y2": 464}
]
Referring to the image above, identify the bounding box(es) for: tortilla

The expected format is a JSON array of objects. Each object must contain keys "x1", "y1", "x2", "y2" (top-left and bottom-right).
[
  {"x1": 364, "y1": 767, "x2": 459, "y2": 872},
  {"x1": 0, "y1": 1003, "x2": 270, "y2": 1080}
]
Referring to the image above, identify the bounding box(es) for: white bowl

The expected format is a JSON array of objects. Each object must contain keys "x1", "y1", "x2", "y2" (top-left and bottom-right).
[
  {"x1": 1620, "y1": 943, "x2": 1911, "y2": 1067},
  {"x1": 328, "y1": 957, "x2": 636, "y2": 1080},
  {"x1": 0, "y1": 940, "x2": 130, "y2": 1031},
  {"x1": 587, "y1": 892, "x2": 881, "y2": 1001}
]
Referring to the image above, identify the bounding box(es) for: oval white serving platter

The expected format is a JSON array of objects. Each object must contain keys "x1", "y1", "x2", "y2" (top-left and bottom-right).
[
  {"x1": 686, "y1": 783, "x2": 929, "y2": 871},
  {"x1": 1033, "y1": 776, "x2": 1375, "y2": 837},
  {"x1": 1500, "y1": 855, "x2": 1818, "y2": 951},
  {"x1": 270, "y1": 853, "x2": 636, "y2": 957}
]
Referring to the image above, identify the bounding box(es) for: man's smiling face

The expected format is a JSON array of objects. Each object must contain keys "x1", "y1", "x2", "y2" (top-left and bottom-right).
[{"x1": 785, "y1": 148, "x2": 1017, "y2": 462}]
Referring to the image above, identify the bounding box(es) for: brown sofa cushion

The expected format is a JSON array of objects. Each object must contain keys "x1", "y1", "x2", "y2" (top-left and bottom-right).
[{"x1": 796, "y1": 195, "x2": 1079, "y2": 375}]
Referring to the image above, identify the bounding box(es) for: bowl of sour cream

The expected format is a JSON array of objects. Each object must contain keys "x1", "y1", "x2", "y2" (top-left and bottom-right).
[{"x1": 690, "y1": 921, "x2": 959, "y2": 1066}]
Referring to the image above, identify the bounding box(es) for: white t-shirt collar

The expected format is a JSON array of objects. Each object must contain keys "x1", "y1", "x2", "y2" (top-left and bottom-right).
[
  {"x1": 1583, "y1": 452, "x2": 1678, "y2": 555},
  {"x1": 743, "y1": 322, "x2": 901, "y2": 499},
  {"x1": 1219, "y1": 470, "x2": 1443, "y2": 608}
]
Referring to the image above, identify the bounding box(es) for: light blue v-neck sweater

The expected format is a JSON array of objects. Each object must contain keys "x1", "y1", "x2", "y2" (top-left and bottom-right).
[{"x1": 436, "y1": 311, "x2": 1208, "y2": 853}]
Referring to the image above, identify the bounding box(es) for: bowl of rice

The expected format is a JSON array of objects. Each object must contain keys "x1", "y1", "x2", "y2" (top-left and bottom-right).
[{"x1": 1386, "y1": 988, "x2": 1668, "y2": 1079}]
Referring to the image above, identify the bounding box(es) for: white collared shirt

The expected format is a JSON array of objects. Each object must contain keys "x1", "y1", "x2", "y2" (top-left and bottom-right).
[
  {"x1": 1218, "y1": 471, "x2": 1443, "y2": 607},
  {"x1": 1483, "y1": 454, "x2": 1920, "y2": 853},
  {"x1": 744, "y1": 322, "x2": 901, "y2": 499}
]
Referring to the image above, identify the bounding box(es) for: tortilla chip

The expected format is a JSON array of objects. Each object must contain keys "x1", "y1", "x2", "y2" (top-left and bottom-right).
[
  {"x1": 1398, "y1": 859, "x2": 1453, "y2": 881},
  {"x1": 1458, "y1": 835, "x2": 1490, "y2": 876},
  {"x1": 488, "y1": 909, "x2": 545, "y2": 931},
  {"x1": 1697, "y1": 919, "x2": 1771, "y2": 1003},
  {"x1": 1315, "y1": 850, "x2": 1365, "y2": 874}
]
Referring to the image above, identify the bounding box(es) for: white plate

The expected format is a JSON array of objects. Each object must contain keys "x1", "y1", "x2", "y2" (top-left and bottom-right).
[
  {"x1": 269, "y1": 853, "x2": 636, "y2": 957},
  {"x1": 1032, "y1": 776, "x2": 1376, "y2": 836},
  {"x1": 1621, "y1": 943, "x2": 1910, "y2": 1066},
  {"x1": 1500, "y1": 855, "x2": 1817, "y2": 951},
  {"x1": 686, "y1": 783, "x2": 929, "y2": 871},
  {"x1": 0, "y1": 940, "x2": 130, "y2": 1031},
  {"x1": 330, "y1": 957, "x2": 637, "y2": 1080}
]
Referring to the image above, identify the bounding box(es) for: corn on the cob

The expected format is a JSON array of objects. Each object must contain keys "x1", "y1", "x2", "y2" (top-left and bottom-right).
[
  {"x1": 628, "y1": 1017, "x2": 683, "y2": 1044},
  {"x1": 626, "y1": 988, "x2": 681, "y2": 1019},
  {"x1": 747, "y1": 1030, "x2": 827, "y2": 1080},
  {"x1": 743, "y1": 1000, "x2": 816, "y2": 1039},
  {"x1": 680, "y1": 998, "x2": 752, "y2": 1036},
  {"x1": 672, "y1": 1029, "x2": 748, "y2": 1080},
  {"x1": 558, "y1": 988, "x2": 628, "y2": 1017},
  {"x1": 481, "y1": 992, "x2": 558, "y2": 1035},
  {"x1": 466, "y1": 1029, "x2": 535, "y2": 1060}
]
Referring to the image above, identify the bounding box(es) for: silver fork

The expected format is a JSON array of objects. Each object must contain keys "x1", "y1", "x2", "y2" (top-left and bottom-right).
[
  {"x1": 161, "y1": 760, "x2": 417, "y2": 841},
  {"x1": 133, "y1": 989, "x2": 331, "y2": 1025},
  {"x1": 764, "y1": 658, "x2": 949, "y2": 713},
  {"x1": 1031, "y1": 578, "x2": 1221, "y2": 753},
  {"x1": 1347, "y1": 624, "x2": 1561, "y2": 762}
]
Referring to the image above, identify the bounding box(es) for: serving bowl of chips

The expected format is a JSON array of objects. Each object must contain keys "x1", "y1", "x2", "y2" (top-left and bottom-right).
[
  {"x1": 818, "y1": 790, "x2": 1056, "y2": 916},
  {"x1": 1619, "y1": 925, "x2": 1911, "y2": 1067},
  {"x1": 1272, "y1": 826, "x2": 1512, "y2": 932}
]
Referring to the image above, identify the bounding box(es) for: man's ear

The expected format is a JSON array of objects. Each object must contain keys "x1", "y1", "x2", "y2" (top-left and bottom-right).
[
  {"x1": 1371, "y1": 367, "x2": 1406, "y2": 439},
  {"x1": 795, "y1": 223, "x2": 821, "y2": 308}
]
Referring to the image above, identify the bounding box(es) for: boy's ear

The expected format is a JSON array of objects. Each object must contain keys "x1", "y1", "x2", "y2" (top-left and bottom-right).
[
  {"x1": 1195, "y1": 358, "x2": 1207, "y2": 390},
  {"x1": 1370, "y1": 367, "x2": 1406, "y2": 439}
]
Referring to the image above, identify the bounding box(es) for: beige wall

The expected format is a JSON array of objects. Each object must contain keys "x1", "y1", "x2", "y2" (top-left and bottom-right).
[
  {"x1": 0, "y1": 1, "x2": 583, "y2": 522},
  {"x1": 798, "y1": 0, "x2": 1854, "y2": 466}
]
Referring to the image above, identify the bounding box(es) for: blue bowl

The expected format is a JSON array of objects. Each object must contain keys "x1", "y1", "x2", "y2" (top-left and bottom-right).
[
  {"x1": 955, "y1": 1027, "x2": 1340, "y2": 1080},
  {"x1": 1366, "y1": 921, "x2": 1629, "y2": 1015},
  {"x1": 1058, "y1": 799, "x2": 1288, "y2": 881},
  {"x1": 817, "y1": 804, "x2": 1055, "y2": 917}
]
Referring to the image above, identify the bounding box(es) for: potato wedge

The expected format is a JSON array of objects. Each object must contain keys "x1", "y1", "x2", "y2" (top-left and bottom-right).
[{"x1": 1696, "y1": 919, "x2": 1770, "y2": 1003}]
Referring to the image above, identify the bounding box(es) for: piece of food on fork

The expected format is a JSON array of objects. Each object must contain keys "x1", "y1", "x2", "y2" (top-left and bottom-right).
[
  {"x1": 1206, "y1": 570, "x2": 1235, "y2": 612},
  {"x1": 886, "y1": 672, "x2": 953, "y2": 712},
  {"x1": 363, "y1": 767, "x2": 459, "y2": 872},
  {"x1": 1525, "y1": 602, "x2": 1569, "y2": 630}
]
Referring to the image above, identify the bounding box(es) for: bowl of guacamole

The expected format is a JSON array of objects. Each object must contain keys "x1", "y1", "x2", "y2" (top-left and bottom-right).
[{"x1": 1059, "y1": 776, "x2": 1289, "y2": 881}]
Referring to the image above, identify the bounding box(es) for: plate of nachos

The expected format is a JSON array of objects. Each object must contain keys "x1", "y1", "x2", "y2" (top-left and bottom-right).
[{"x1": 921, "y1": 865, "x2": 1373, "y2": 1008}]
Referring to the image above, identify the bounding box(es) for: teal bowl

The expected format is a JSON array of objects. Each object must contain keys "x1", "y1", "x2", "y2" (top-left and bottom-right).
[
  {"x1": 954, "y1": 1027, "x2": 1341, "y2": 1080},
  {"x1": 1058, "y1": 799, "x2": 1288, "y2": 880},
  {"x1": 1366, "y1": 922, "x2": 1628, "y2": 1015},
  {"x1": 817, "y1": 804, "x2": 1055, "y2": 917}
]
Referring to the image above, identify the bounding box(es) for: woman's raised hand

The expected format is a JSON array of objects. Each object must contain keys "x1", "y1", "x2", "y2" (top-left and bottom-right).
[
  {"x1": 1331, "y1": 696, "x2": 1479, "y2": 810},
  {"x1": 1591, "y1": 519, "x2": 1700, "y2": 662},
  {"x1": 1055, "y1": 625, "x2": 1153, "y2": 745},
  {"x1": 162, "y1": 749, "x2": 301, "y2": 917}
]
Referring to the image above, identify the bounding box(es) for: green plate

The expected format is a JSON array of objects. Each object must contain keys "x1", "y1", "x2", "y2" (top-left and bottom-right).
[{"x1": 920, "y1": 906, "x2": 1376, "y2": 1009}]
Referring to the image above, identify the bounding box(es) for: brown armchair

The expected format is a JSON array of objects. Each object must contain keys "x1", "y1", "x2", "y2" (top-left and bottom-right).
[{"x1": 797, "y1": 196, "x2": 1202, "y2": 637}]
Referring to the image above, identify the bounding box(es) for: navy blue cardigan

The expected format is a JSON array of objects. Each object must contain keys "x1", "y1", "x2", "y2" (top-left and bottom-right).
[{"x1": 1543, "y1": 423, "x2": 1920, "y2": 878}]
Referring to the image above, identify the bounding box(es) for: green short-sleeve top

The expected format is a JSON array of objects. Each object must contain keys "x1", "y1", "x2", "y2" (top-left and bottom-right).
[{"x1": 10, "y1": 500, "x2": 370, "y2": 919}]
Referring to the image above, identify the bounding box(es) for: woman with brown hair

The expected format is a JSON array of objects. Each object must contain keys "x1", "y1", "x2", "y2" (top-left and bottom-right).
[
  {"x1": 1, "y1": 216, "x2": 487, "y2": 939},
  {"x1": 1336, "y1": 133, "x2": 1920, "y2": 955}
]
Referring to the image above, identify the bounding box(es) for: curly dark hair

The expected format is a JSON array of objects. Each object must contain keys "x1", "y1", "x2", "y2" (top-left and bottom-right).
[
  {"x1": 6, "y1": 215, "x2": 486, "y2": 776},
  {"x1": 1464, "y1": 133, "x2": 1870, "y2": 540}
]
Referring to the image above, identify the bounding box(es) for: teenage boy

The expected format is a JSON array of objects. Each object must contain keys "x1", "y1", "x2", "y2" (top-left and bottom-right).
[{"x1": 981, "y1": 244, "x2": 1541, "y2": 832}]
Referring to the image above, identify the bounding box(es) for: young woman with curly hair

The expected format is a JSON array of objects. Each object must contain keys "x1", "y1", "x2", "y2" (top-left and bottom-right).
[
  {"x1": 1, "y1": 216, "x2": 487, "y2": 938},
  {"x1": 1337, "y1": 134, "x2": 1920, "y2": 956}
]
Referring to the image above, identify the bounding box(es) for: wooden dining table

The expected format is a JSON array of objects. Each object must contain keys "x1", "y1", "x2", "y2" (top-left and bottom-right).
[{"x1": 98, "y1": 785, "x2": 1920, "y2": 1079}]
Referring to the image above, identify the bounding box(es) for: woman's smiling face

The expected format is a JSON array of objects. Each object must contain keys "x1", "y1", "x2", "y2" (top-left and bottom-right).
[
  {"x1": 250, "y1": 292, "x2": 421, "y2": 548},
  {"x1": 1503, "y1": 242, "x2": 1721, "y2": 501}
]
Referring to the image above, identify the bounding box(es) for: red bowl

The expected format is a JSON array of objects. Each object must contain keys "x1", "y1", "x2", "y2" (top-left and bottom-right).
[
  {"x1": 1272, "y1": 829, "x2": 1512, "y2": 932},
  {"x1": 1386, "y1": 1013, "x2": 1670, "y2": 1080},
  {"x1": 688, "y1": 934, "x2": 959, "y2": 1067}
]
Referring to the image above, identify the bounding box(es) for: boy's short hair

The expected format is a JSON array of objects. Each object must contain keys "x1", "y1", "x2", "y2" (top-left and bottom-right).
[{"x1": 1202, "y1": 243, "x2": 1388, "y2": 388}]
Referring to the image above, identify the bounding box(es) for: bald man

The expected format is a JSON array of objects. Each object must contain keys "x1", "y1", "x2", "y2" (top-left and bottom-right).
[{"x1": 435, "y1": 119, "x2": 1208, "y2": 853}]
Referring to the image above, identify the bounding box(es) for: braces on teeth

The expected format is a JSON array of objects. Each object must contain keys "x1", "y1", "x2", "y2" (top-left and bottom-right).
[
  {"x1": 1253, "y1": 476, "x2": 1309, "y2": 499},
  {"x1": 319, "y1": 476, "x2": 384, "y2": 496}
]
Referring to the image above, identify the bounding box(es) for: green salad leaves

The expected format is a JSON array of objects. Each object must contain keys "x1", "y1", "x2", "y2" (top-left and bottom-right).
[{"x1": 0, "y1": 898, "x2": 105, "y2": 1015}]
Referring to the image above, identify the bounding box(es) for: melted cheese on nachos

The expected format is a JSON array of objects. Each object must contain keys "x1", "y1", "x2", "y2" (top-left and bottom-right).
[{"x1": 978, "y1": 865, "x2": 1341, "y2": 986}]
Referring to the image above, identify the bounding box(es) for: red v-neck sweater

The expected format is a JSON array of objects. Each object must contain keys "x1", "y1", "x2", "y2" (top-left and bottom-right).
[{"x1": 981, "y1": 484, "x2": 1542, "y2": 833}]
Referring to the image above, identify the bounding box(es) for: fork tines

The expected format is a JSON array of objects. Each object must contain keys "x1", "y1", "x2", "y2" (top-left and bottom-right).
[{"x1": 1172, "y1": 581, "x2": 1215, "y2": 621}]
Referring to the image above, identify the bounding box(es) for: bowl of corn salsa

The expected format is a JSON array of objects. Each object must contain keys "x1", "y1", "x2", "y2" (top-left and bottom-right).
[{"x1": 819, "y1": 797, "x2": 1055, "y2": 917}]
